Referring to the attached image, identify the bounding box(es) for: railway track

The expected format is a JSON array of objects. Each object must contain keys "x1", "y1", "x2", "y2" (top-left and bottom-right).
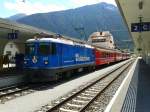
[
  {"x1": 0, "y1": 82, "x2": 63, "y2": 103},
  {"x1": 35, "y1": 60, "x2": 133, "y2": 112},
  {"x1": 0, "y1": 84, "x2": 36, "y2": 103}
]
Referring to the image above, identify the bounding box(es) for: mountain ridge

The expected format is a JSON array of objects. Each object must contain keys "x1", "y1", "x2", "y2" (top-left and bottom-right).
[
  {"x1": 7, "y1": 13, "x2": 27, "y2": 21},
  {"x1": 16, "y1": 2, "x2": 132, "y2": 48}
]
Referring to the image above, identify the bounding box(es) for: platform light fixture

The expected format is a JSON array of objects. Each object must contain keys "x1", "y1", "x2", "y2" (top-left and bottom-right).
[{"x1": 139, "y1": 0, "x2": 143, "y2": 10}]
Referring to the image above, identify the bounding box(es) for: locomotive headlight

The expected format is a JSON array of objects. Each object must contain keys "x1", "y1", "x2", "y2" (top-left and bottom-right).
[
  {"x1": 44, "y1": 61, "x2": 48, "y2": 65},
  {"x1": 43, "y1": 57, "x2": 49, "y2": 65},
  {"x1": 24, "y1": 61, "x2": 27, "y2": 64}
]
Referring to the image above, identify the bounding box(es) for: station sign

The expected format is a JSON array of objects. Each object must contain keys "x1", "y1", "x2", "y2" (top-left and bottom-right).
[
  {"x1": 8, "y1": 33, "x2": 18, "y2": 39},
  {"x1": 131, "y1": 22, "x2": 150, "y2": 32}
]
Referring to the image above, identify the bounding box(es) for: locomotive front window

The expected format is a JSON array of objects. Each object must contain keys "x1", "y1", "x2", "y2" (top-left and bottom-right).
[{"x1": 25, "y1": 43, "x2": 35, "y2": 55}]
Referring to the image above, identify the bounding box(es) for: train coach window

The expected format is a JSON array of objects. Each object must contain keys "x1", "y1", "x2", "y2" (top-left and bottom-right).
[
  {"x1": 102, "y1": 52, "x2": 106, "y2": 58},
  {"x1": 106, "y1": 53, "x2": 108, "y2": 57}
]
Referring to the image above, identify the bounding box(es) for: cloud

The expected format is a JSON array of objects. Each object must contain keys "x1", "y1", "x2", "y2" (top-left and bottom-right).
[
  {"x1": 4, "y1": 0, "x2": 116, "y2": 15},
  {"x1": 4, "y1": 0, "x2": 66, "y2": 15},
  {"x1": 99, "y1": 0, "x2": 116, "y2": 5},
  {"x1": 70, "y1": 0, "x2": 116, "y2": 8},
  {"x1": 70, "y1": 0, "x2": 100, "y2": 8}
]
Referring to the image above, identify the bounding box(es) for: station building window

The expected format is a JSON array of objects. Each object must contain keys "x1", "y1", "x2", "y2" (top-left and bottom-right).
[{"x1": 10, "y1": 44, "x2": 13, "y2": 48}]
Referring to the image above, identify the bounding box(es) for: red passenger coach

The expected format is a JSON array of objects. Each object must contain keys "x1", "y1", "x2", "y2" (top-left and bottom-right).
[
  {"x1": 122, "y1": 53, "x2": 130, "y2": 60},
  {"x1": 94, "y1": 47, "x2": 129, "y2": 67},
  {"x1": 94, "y1": 48, "x2": 116, "y2": 66},
  {"x1": 115, "y1": 52, "x2": 122, "y2": 61}
]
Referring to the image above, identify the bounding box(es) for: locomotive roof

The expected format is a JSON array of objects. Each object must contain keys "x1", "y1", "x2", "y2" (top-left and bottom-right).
[
  {"x1": 26, "y1": 37, "x2": 124, "y2": 53},
  {"x1": 95, "y1": 47, "x2": 122, "y2": 53},
  {"x1": 26, "y1": 37, "x2": 94, "y2": 48}
]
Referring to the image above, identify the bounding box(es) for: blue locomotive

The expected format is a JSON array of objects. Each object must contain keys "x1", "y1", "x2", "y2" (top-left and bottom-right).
[{"x1": 24, "y1": 37, "x2": 95, "y2": 82}]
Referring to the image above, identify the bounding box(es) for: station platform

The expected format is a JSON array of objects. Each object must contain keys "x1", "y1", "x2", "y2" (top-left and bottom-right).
[
  {"x1": 121, "y1": 59, "x2": 150, "y2": 112},
  {"x1": 105, "y1": 58, "x2": 150, "y2": 112}
]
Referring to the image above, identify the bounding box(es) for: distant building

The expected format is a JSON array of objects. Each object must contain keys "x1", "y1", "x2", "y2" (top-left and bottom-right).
[
  {"x1": 3, "y1": 42, "x2": 19, "y2": 59},
  {"x1": 88, "y1": 31, "x2": 115, "y2": 49}
]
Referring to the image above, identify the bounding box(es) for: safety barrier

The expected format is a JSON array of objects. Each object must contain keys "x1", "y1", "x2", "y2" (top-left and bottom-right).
[{"x1": 0, "y1": 55, "x2": 3, "y2": 70}]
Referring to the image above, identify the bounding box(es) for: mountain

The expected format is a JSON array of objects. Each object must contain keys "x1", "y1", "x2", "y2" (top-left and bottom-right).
[
  {"x1": 17, "y1": 2, "x2": 132, "y2": 49},
  {"x1": 7, "y1": 13, "x2": 26, "y2": 21}
]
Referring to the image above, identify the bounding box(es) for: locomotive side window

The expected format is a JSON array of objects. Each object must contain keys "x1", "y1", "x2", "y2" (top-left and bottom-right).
[
  {"x1": 50, "y1": 43, "x2": 56, "y2": 55},
  {"x1": 39, "y1": 43, "x2": 56, "y2": 55},
  {"x1": 39, "y1": 43, "x2": 50, "y2": 55},
  {"x1": 25, "y1": 43, "x2": 35, "y2": 55}
]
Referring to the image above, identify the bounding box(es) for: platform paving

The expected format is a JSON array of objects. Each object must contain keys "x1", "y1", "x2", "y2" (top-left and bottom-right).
[{"x1": 121, "y1": 59, "x2": 150, "y2": 112}]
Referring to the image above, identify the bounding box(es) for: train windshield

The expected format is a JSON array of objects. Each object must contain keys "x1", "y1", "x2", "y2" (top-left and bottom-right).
[{"x1": 25, "y1": 43, "x2": 36, "y2": 55}]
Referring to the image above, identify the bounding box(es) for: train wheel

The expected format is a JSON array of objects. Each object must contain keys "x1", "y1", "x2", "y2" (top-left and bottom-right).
[
  {"x1": 64, "y1": 71, "x2": 72, "y2": 79},
  {"x1": 84, "y1": 66, "x2": 93, "y2": 73}
]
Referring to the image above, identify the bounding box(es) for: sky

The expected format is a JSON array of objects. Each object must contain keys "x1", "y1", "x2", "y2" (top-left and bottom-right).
[{"x1": 0, "y1": 0, "x2": 116, "y2": 18}]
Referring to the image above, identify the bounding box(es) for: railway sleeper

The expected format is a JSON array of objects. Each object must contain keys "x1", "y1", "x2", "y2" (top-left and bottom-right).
[
  {"x1": 81, "y1": 93, "x2": 95, "y2": 97},
  {"x1": 85, "y1": 90, "x2": 99, "y2": 94},
  {"x1": 59, "y1": 107, "x2": 78, "y2": 112},
  {"x1": 72, "y1": 99, "x2": 88, "y2": 104},
  {"x1": 88, "y1": 88, "x2": 100, "y2": 92},
  {"x1": 67, "y1": 103, "x2": 83, "y2": 108},
  {"x1": 77, "y1": 96, "x2": 92, "y2": 100}
]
